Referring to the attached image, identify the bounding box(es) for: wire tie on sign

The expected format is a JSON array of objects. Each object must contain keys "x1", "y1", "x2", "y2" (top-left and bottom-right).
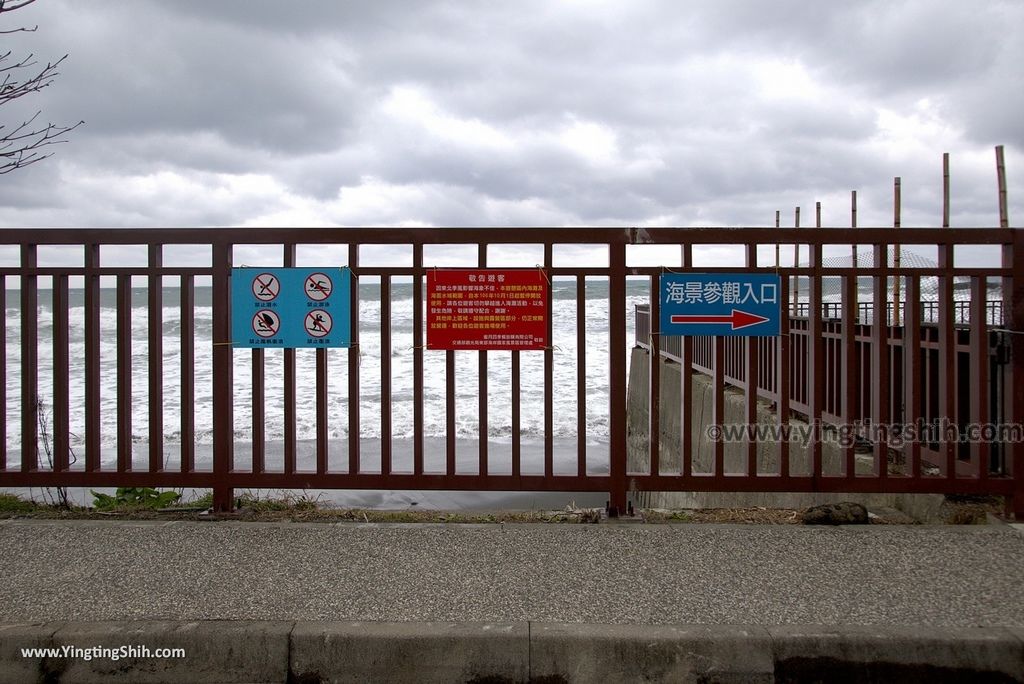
[
  {"x1": 213, "y1": 341, "x2": 235, "y2": 346},
  {"x1": 534, "y1": 265, "x2": 551, "y2": 285}
]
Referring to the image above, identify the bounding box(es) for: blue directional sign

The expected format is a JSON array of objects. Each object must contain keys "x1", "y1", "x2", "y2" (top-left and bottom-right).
[
  {"x1": 659, "y1": 273, "x2": 781, "y2": 337},
  {"x1": 232, "y1": 268, "x2": 351, "y2": 348}
]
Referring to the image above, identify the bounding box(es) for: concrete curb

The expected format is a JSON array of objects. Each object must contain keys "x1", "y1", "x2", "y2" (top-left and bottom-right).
[{"x1": 2, "y1": 621, "x2": 1022, "y2": 683}]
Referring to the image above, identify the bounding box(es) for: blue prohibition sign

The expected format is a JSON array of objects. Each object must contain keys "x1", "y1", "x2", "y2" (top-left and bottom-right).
[
  {"x1": 232, "y1": 267, "x2": 351, "y2": 348},
  {"x1": 659, "y1": 273, "x2": 781, "y2": 337}
]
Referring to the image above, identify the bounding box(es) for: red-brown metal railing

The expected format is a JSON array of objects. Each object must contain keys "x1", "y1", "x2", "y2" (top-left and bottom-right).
[{"x1": 0, "y1": 227, "x2": 1021, "y2": 516}]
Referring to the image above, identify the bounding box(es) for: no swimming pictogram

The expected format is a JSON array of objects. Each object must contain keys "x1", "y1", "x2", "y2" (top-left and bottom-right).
[{"x1": 305, "y1": 273, "x2": 333, "y2": 301}]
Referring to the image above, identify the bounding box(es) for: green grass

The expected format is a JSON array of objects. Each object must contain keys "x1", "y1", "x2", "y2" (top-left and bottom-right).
[{"x1": 0, "y1": 492, "x2": 36, "y2": 514}]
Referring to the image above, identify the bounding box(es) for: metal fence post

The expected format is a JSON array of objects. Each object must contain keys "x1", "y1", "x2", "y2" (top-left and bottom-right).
[
  {"x1": 212, "y1": 240, "x2": 234, "y2": 512},
  {"x1": 1006, "y1": 229, "x2": 1024, "y2": 519},
  {"x1": 609, "y1": 240, "x2": 628, "y2": 514}
]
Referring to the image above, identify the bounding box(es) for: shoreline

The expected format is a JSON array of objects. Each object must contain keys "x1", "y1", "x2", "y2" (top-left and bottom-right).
[{"x1": 10, "y1": 437, "x2": 611, "y2": 511}]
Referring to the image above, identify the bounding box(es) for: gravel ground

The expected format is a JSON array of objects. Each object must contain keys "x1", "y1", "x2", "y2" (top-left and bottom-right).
[{"x1": 1, "y1": 519, "x2": 1022, "y2": 626}]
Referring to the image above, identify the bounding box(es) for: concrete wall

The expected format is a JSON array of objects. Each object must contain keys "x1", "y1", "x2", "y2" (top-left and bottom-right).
[
  {"x1": 3, "y1": 621, "x2": 1021, "y2": 683},
  {"x1": 625, "y1": 346, "x2": 943, "y2": 519}
]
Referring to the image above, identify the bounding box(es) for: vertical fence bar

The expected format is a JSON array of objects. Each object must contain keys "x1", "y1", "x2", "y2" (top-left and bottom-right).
[
  {"x1": 649, "y1": 273, "x2": 661, "y2": 477},
  {"x1": 52, "y1": 274, "x2": 70, "y2": 472},
  {"x1": 381, "y1": 276, "x2": 393, "y2": 477},
  {"x1": 413, "y1": 243, "x2": 425, "y2": 476},
  {"x1": 115, "y1": 274, "x2": 132, "y2": 473},
  {"x1": 511, "y1": 348, "x2": 521, "y2": 478},
  {"x1": 0, "y1": 283, "x2": 5, "y2": 471},
  {"x1": 212, "y1": 240, "x2": 234, "y2": 511},
  {"x1": 744, "y1": 244, "x2": 759, "y2": 477},
  {"x1": 871, "y1": 243, "x2": 890, "y2": 478},
  {"x1": 1005, "y1": 230, "x2": 1024, "y2": 518},
  {"x1": 937, "y1": 242, "x2": 956, "y2": 477},
  {"x1": 348, "y1": 244, "x2": 361, "y2": 475},
  {"x1": 477, "y1": 244, "x2": 487, "y2": 476},
  {"x1": 544, "y1": 244, "x2": 554, "y2": 477},
  {"x1": 148, "y1": 245, "x2": 164, "y2": 472},
  {"x1": 681, "y1": 244, "x2": 693, "y2": 478},
  {"x1": 316, "y1": 347, "x2": 328, "y2": 475},
  {"x1": 446, "y1": 348, "x2": 456, "y2": 475},
  {"x1": 20, "y1": 245, "x2": 38, "y2": 472},
  {"x1": 609, "y1": 241, "x2": 627, "y2": 512},
  {"x1": 842, "y1": 271, "x2": 858, "y2": 477},
  {"x1": 577, "y1": 275, "x2": 587, "y2": 477},
  {"x1": 283, "y1": 244, "x2": 296, "y2": 476},
  {"x1": 808, "y1": 243, "x2": 824, "y2": 480},
  {"x1": 712, "y1": 335, "x2": 725, "y2": 477},
  {"x1": 180, "y1": 276, "x2": 195, "y2": 473},
  {"x1": 904, "y1": 277, "x2": 922, "y2": 478},
  {"x1": 251, "y1": 347, "x2": 265, "y2": 474},
  {"x1": 778, "y1": 275, "x2": 791, "y2": 478},
  {"x1": 970, "y1": 277, "x2": 990, "y2": 478}
]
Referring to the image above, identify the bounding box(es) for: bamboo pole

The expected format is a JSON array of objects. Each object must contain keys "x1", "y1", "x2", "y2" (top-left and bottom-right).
[
  {"x1": 943, "y1": 152, "x2": 950, "y2": 228},
  {"x1": 893, "y1": 177, "x2": 902, "y2": 326},
  {"x1": 851, "y1": 190, "x2": 858, "y2": 317},
  {"x1": 775, "y1": 210, "x2": 780, "y2": 268},
  {"x1": 793, "y1": 206, "x2": 800, "y2": 311},
  {"x1": 997, "y1": 145, "x2": 1009, "y2": 228}
]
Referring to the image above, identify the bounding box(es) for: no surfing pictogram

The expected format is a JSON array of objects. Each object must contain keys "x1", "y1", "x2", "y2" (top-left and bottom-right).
[{"x1": 304, "y1": 310, "x2": 333, "y2": 337}]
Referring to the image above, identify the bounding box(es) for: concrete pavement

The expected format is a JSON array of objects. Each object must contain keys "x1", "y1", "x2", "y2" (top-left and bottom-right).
[{"x1": 2, "y1": 519, "x2": 1024, "y2": 682}]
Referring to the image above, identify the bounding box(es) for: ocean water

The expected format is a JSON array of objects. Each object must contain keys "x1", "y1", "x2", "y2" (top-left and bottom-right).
[
  {"x1": 3, "y1": 280, "x2": 651, "y2": 466},
  {"x1": 3, "y1": 275, "x2": 998, "y2": 466}
]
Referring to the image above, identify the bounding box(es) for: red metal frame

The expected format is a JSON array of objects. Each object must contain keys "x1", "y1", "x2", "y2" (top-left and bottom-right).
[{"x1": 0, "y1": 227, "x2": 1019, "y2": 517}]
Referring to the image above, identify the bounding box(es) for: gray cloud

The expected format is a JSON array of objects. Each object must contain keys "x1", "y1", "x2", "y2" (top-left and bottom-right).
[{"x1": 0, "y1": 0, "x2": 1019, "y2": 230}]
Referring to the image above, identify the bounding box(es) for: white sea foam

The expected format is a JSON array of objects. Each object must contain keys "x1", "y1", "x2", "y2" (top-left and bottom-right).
[{"x1": 4, "y1": 281, "x2": 649, "y2": 453}]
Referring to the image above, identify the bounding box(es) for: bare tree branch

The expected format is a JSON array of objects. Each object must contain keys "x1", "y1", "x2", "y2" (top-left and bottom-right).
[
  {"x1": 0, "y1": 0, "x2": 81, "y2": 174},
  {"x1": 0, "y1": 24, "x2": 36, "y2": 34},
  {"x1": 0, "y1": 1, "x2": 41, "y2": 13}
]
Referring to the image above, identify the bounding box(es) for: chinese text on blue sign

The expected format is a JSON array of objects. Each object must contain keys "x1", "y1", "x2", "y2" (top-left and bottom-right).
[
  {"x1": 231, "y1": 268, "x2": 352, "y2": 348},
  {"x1": 659, "y1": 273, "x2": 781, "y2": 337}
]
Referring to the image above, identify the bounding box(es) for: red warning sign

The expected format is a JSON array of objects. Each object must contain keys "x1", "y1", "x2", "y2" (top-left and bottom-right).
[
  {"x1": 427, "y1": 269, "x2": 549, "y2": 350},
  {"x1": 252, "y1": 273, "x2": 280, "y2": 301},
  {"x1": 304, "y1": 310, "x2": 333, "y2": 337},
  {"x1": 252, "y1": 310, "x2": 281, "y2": 338}
]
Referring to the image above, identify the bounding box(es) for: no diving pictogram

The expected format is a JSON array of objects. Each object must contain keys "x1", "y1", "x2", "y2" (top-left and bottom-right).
[
  {"x1": 304, "y1": 310, "x2": 333, "y2": 337},
  {"x1": 252, "y1": 310, "x2": 281, "y2": 337},
  {"x1": 305, "y1": 273, "x2": 333, "y2": 301},
  {"x1": 252, "y1": 273, "x2": 280, "y2": 301}
]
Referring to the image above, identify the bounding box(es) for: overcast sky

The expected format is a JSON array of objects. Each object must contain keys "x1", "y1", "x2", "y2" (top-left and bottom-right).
[{"x1": 1, "y1": 0, "x2": 1021, "y2": 236}]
